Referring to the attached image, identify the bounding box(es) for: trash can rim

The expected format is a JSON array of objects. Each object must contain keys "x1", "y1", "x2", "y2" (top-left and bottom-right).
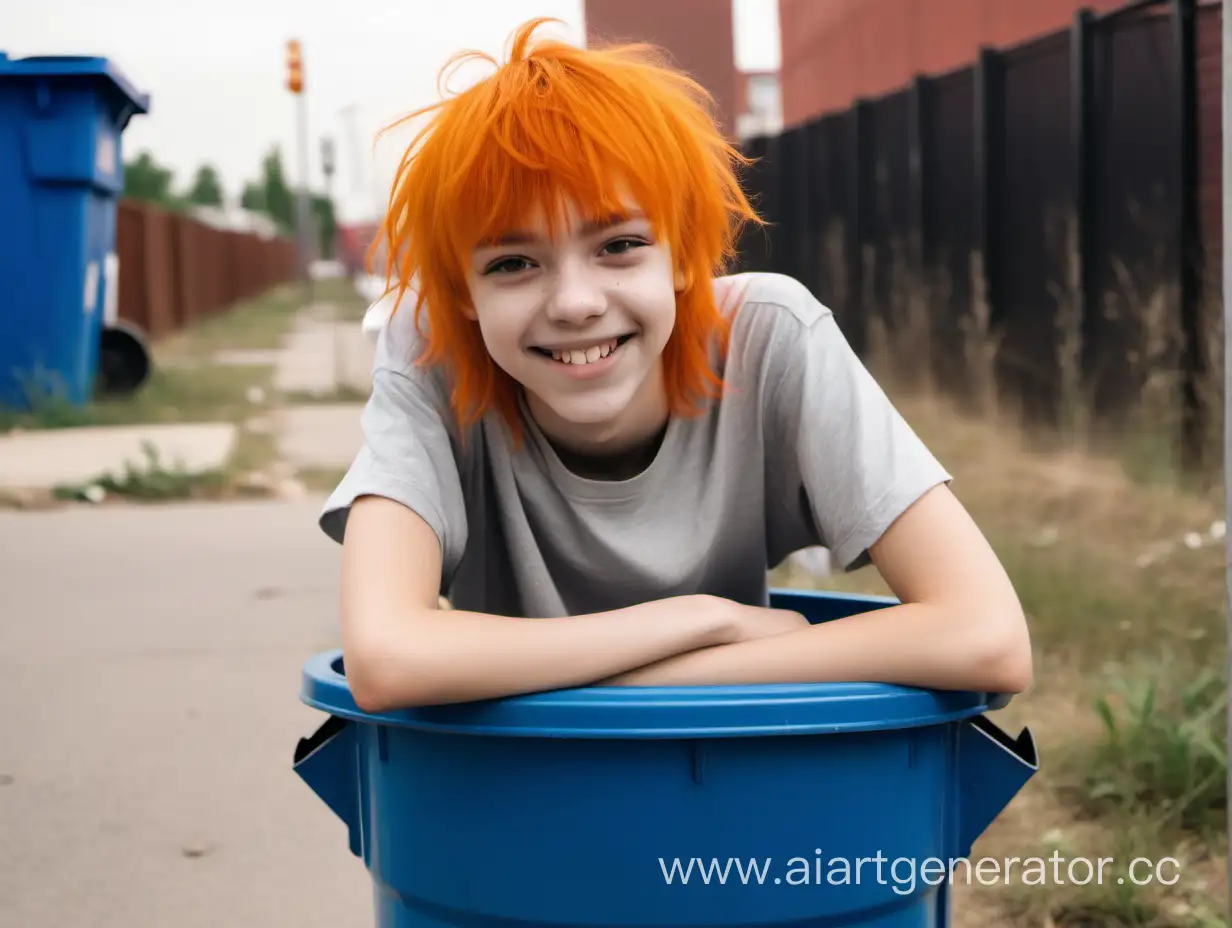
[
  {"x1": 300, "y1": 649, "x2": 1001, "y2": 739},
  {"x1": 0, "y1": 51, "x2": 150, "y2": 113}
]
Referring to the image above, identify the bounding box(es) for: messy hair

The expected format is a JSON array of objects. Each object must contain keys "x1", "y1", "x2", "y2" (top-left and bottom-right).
[{"x1": 372, "y1": 17, "x2": 763, "y2": 441}]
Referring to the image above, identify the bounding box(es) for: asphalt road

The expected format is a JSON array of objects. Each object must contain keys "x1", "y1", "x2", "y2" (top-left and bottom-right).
[{"x1": 0, "y1": 498, "x2": 374, "y2": 928}]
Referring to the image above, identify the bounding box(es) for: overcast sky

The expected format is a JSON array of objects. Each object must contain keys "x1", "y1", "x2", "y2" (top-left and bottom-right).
[{"x1": 2, "y1": 0, "x2": 780, "y2": 225}]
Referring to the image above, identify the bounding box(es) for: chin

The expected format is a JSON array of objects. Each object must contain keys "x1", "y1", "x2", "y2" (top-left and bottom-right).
[
  {"x1": 545, "y1": 394, "x2": 632, "y2": 428},
  {"x1": 531, "y1": 386, "x2": 641, "y2": 434}
]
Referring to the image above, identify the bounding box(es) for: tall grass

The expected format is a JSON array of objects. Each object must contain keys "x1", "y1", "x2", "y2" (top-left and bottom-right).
[
  {"x1": 1080, "y1": 662, "x2": 1226, "y2": 836},
  {"x1": 774, "y1": 208, "x2": 1229, "y2": 925}
]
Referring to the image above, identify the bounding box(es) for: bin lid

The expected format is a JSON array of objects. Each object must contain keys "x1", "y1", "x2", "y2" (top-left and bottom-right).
[
  {"x1": 0, "y1": 52, "x2": 150, "y2": 113},
  {"x1": 300, "y1": 650, "x2": 1000, "y2": 738}
]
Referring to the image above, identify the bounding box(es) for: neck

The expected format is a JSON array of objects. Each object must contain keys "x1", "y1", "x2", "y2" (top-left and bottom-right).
[
  {"x1": 548, "y1": 421, "x2": 670, "y2": 480},
  {"x1": 524, "y1": 368, "x2": 671, "y2": 480}
]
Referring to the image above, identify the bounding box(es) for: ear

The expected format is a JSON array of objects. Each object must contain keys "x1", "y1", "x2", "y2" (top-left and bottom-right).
[
  {"x1": 460, "y1": 302, "x2": 479, "y2": 322},
  {"x1": 674, "y1": 265, "x2": 691, "y2": 292}
]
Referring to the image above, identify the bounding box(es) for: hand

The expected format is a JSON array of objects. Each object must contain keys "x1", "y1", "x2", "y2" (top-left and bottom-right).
[
  {"x1": 726, "y1": 603, "x2": 811, "y2": 643},
  {"x1": 675, "y1": 595, "x2": 810, "y2": 645},
  {"x1": 595, "y1": 601, "x2": 811, "y2": 687}
]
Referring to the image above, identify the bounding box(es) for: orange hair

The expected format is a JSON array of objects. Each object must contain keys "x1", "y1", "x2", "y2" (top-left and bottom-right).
[{"x1": 372, "y1": 17, "x2": 763, "y2": 443}]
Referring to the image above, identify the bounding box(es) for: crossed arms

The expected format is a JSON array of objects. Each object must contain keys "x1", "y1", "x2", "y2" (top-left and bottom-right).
[{"x1": 337, "y1": 482, "x2": 1031, "y2": 712}]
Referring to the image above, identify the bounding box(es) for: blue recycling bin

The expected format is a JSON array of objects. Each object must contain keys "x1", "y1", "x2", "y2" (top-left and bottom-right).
[
  {"x1": 294, "y1": 588, "x2": 1038, "y2": 927},
  {"x1": 0, "y1": 52, "x2": 150, "y2": 411}
]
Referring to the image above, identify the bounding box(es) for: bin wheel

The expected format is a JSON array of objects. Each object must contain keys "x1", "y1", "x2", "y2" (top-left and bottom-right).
[{"x1": 96, "y1": 321, "x2": 151, "y2": 397}]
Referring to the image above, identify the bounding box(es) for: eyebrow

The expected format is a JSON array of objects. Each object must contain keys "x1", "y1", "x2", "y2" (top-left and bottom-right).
[{"x1": 480, "y1": 211, "x2": 646, "y2": 248}]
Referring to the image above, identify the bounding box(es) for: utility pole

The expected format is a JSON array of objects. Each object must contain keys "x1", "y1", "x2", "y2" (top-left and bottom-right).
[
  {"x1": 340, "y1": 102, "x2": 385, "y2": 223},
  {"x1": 339, "y1": 103, "x2": 365, "y2": 199},
  {"x1": 321, "y1": 134, "x2": 343, "y2": 391},
  {"x1": 320, "y1": 135, "x2": 336, "y2": 259},
  {"x1": 286, "y1": 39, "x2": 314, "y2": 303}
]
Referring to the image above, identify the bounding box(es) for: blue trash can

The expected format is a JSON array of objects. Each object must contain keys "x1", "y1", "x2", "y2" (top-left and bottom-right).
[
  {"x1": 294, "y1": 589, "x2": 1038, "y2": 927},
  {"x1": 0, "y1": 52, "x2": 150, "y2": 411}
]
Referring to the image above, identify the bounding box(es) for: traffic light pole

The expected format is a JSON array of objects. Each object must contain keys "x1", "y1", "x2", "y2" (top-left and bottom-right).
[
  {"x1": 295, "y1": 82, "x2": 314, "y2": 303},
  {"x1": 286, "y1": 39, "x2": 313, "y2": 304}
]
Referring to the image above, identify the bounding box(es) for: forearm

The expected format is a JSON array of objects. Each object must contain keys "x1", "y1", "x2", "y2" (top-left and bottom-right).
[
  {"x1": 600, "y1": 601, "x2": 1033, "y2": 694},
  {"x1": 345, "y1": 595, "x2": 738, "y2": 711}
]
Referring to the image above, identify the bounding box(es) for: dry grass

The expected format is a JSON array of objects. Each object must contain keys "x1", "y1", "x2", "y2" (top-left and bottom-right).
[
  {"x1": 769, "y1": 219, "x2": 1228, "y2": 923},
  {"x1": 772, "y1": 386, "x2": 1228, "y2": 926},
  {"x1": 153, "y1": 285, "x2": 303, "y2": 362},
  {"x1": 907, "y1": 393, "x2": 1223, "y2": 661},
  {"x1": 155, "y1": 277, "x2": 365, "y2": 361},
  {"x1": 2, "y1": 278, "x2": 369, "y2": 506},
  {"x1": 0, "y1": 282, "x2": 316, "y2": 432},
  {"x1": 756, "y1": 170, "x2": 1230, "y2": 920},
  {"x1": 0, "y1": 362, "x2": 274, "y2": 433}
]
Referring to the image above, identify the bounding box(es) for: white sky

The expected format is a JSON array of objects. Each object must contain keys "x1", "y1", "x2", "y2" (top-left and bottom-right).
[{"x1": 2, "y1": 0, "x2": 780, "y2": 225}]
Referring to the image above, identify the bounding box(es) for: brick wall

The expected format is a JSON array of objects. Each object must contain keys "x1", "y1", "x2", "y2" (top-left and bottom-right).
[
  {"x1": 116, "y1": 201, "x2": 297, "y2": 338},
  {"x1": 584, "y1": 0, "x2": 739, "y2": 135},
  {"x1": 778, "y1": 0, "x2": 1127, "y2": 124}
]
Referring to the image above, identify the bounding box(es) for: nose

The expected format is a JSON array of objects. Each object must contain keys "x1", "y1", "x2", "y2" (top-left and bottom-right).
[{"x1": 544, "y1": 257, "x2": 606, "y2": 326}]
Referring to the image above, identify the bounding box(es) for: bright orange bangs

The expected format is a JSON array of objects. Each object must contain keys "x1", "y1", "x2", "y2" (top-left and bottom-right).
[{"x1": 372, "y1": 17, "x2": 763, "y2": 442}]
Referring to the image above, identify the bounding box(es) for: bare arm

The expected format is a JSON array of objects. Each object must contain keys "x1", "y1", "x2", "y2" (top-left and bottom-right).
[
  {"x1": 599, "y1": 485, "x2": 1033, "y2": 694},
  {"x1": 338, "y1": 495, "x2": 804, "y2": 711}
]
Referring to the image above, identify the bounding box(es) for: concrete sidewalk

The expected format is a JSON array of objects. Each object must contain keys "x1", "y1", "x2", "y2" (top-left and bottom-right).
[
  {"x1": 270, "y1": 303, "x2": 376, "y2": 397},
  {"x1": 0, "y1": 498, "x2": 372, "y2": 928},
  {"x1": 267, "y1": 305, "x2": 372, "y2": 471},
  {"x1": 275, "y1": 403, "x2": 366, "y2": 471},
  {"x1": 0, "y1": 422, "x2": 238, "y2": 491}
]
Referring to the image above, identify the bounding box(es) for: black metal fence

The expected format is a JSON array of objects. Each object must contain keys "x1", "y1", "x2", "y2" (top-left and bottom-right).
[{"x1": 737, "y1": 0, "x2": 1221, "y2": 471}]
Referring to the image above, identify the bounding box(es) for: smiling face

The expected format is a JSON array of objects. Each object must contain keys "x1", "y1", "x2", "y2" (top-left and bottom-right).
[
  {"x1": 463, "y1": 198, "x2": 683, "y2": 455},
  {"x1": 374, "y1": 19, "x2": 762, "y2": 450}
]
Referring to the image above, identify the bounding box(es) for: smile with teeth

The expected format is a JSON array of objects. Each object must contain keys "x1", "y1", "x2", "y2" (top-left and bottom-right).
[{"x1": 535, "y1": 334, "x2": 633, "y2": 365}]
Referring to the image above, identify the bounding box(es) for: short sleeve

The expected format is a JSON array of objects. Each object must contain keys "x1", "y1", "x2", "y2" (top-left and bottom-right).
[
  {"x1": 318, "y1": 305, "x2": 469, "y2": 578},
  {"x1": 765, "y1": 287, "x2": 951, "y2": 571}
]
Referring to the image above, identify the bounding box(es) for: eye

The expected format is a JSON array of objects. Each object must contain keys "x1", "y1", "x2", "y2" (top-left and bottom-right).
[
  {"x1": 483, "y1": 256, "x2": 535, "y2": 276},
  {"x1": 600, "y1": 237, "x2": 649, "y2": 257}
]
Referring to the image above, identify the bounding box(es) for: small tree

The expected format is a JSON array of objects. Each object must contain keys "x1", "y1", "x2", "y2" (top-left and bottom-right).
[
  {"x1": 239, "y1": 147, "x2": 338, "y2": 254},
  {"x1": 240, "y1": 182, "x2": 266, "y2": 212},
  {"x1": 259, "y1": 148, "x2": 296, "y2": 233},
  {"x1": 312, "y1": 194, "x2": 336, "y2": 259},
  {"x1": 123, "y1": 151, "x2": 176, "y2": 206},
  {"x1": 186, "y1": 164, "x2": 225, "y2": 207}
]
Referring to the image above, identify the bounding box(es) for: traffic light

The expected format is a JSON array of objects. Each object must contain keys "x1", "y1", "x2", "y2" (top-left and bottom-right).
[
  {"x1": 286, "y1": 39, "x2": 303, "y2": 94},
  {"x1": 320, "y1": 136, "x2": 336, "y2": 179}
]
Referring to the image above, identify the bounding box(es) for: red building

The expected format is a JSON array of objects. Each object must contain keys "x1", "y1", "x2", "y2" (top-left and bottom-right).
[
  {"x1": 774, "y1": 0, "x2": 1222, "y2": 280},
  {"x1": 335, "y1": 221, "x2": 382, "y2": 277},
  {"x1": 584, "y1": 0, "x2": 742, "y2": 136},
  {"x1": 777, "y1": 0, "x2": 1127, "y2": 125}
]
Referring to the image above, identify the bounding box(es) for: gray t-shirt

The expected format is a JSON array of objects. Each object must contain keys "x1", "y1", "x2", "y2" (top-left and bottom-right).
[{"x1": 320, "y1": 272, "x2": 951, "y2": 618}]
